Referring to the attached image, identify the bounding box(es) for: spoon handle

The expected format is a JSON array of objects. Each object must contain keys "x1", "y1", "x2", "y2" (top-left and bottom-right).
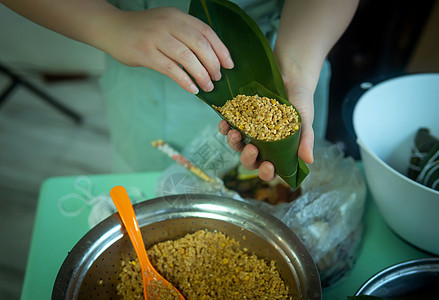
[
  {"x1": 110, "y1": 186, "x2": 185, "y2": 300},
  {"x1": 110, "y1": 186, "x2": 152, "y2": 273}
]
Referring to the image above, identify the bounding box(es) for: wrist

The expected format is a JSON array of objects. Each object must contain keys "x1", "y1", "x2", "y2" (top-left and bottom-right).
[
  {"x1": 91, "y1": 12, "x2": 125, "y2": 53},
  {"x1": 274, "y1": 52, "x2": 322, "y2": 95}
]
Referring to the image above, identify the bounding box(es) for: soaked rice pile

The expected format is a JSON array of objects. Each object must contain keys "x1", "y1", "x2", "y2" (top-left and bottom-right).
[
  {"x1": 213, "y1": 94, "x2": 300, "y2": 141},
  {"x1": 117, "y1": 230, "x2": 295, "y2": 299}
]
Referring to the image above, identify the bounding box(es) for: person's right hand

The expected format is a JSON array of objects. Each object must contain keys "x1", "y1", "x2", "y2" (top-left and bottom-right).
[{"x1": 102, "y1": 7, "x2": 234, "y2": 94}]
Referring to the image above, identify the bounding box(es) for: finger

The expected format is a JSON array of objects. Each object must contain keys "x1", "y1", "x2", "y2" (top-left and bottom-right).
[
  {"x1": 174, "y1": 26, "x2": 222, "y2": 82},
  {"x1": 284, "y1": 85, "x2": 314, "y2": 164},
  {"x1": 258, "y1": 161, "x2": 276, "y2": 182},
  {"x1": 157, "y1": 36, "x2": 214, "y2": 92},
  {"x1": 218, "y1": 120, "x2": 230, "y2": 135},
  {"x1": 226, "y1": 129, "x2": 245, "y2": 152},
  {"x1": 298, "y1": 122, "x2": 314, "y2": 164},
  {"x1": 240, "y1": 144, "x2": 259, "y2": 171},
  {"x1": 188, "y1": 16, "x2": 234, "y2": 69},
  {"x1": 150, "y1": 49, "x2": 200, "y2": 94}
]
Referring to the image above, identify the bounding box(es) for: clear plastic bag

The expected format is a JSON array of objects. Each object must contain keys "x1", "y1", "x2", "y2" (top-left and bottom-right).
[
  {"x1": 155, "y1": 126, "x2": 242, "y2": 200},
  {"x1": 155, "y1": 129, "x2": 366, "y2": 287},
  {"x1": 253, "y1": 140, "x2": 367, "y2": 287}
]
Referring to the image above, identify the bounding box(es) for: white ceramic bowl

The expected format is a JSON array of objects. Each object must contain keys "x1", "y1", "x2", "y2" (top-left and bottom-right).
[{"x1": 353, "y1": 73, "x2": 439, "y2": 255}]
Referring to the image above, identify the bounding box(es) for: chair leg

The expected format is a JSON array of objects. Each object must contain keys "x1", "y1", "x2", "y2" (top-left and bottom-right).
[
  {"x1": 0, "y1": 80, "x2": 19, "y2": 107},
  {"x1": 0, "y1": 63, "x2": 83, "y2": 124},
  {"x1": 21, "y1": 77, "x2": 83, "y2": 124}
]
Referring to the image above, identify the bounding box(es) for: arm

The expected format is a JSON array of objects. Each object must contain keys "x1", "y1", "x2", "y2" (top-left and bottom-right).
[
  {"x1": 0, "y1": 0, "x2": 234, "y2": 93},
  {"x1": 0, "y1": 0, "x2": 120, "y2": 52},
  {"x1": 274, "y1": 0, "x2": 359, "y2": 163},
  {"x1": 222, "y1": 0, "x2": 358, "y2": 180}
]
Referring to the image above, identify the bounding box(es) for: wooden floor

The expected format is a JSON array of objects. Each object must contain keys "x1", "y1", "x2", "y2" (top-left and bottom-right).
[{"x1": 0, "y1": 71, "x2": 112, "y2": 299}]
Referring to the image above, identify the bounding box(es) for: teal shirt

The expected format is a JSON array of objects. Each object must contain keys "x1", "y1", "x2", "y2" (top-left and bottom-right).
[{"x1": 100, "y1": 0, "x2": 330, "y2": 172}]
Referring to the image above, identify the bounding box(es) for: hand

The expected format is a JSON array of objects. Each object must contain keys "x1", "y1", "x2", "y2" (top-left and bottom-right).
[
  {"x1": 218, "y1": 120, "x2": 277, "y2": 181},
  {"x1": 102, "y1": 7, "x2": 234, "y2": 94},
  {"x1": 282, "y1": 72, "x2": 315, "y2": 165},
  {"x1": 218, "y1": 71, "x2": 315, "y2": 182}
]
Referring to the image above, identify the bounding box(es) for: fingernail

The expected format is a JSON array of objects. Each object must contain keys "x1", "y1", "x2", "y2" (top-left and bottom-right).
[
  {"x1": 259, "y1": 162, "x2": 275, "y2": 181},
  {"x1": 213, "y1": 72, "x2": 222, "y2": 81},
  {"x1": 267, "y1": 163, "x2": 274, "y2": 173},
  {"x1": 250, "y1": 149, "x2": 258, "y2": 158},
  {"x1": 225, "y1": 57, "x2": 234, "y2": 69},
  {"x1": 206, "y1": 81, "x2": 214, "y2": 92},
  {"x1": 308, "y1": 145, "x2": 314, "y2": 163},
  {"x1": 219, "y1": 122, "x2": 227, "y2": 134},
  {"x1": 231, "y1": 132, "x2": 241, "y2": 144},
  {"x1": 190, "y1": 84, "x2": 199, "y2": 94},
  {"x1": 228, "y1": 133, "x2": 237, "y2": 144}
]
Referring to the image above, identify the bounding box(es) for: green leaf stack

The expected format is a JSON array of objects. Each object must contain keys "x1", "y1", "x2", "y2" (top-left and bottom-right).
[
  {"x1": 189, "y1": 0, "x2": 309, "y2": 189},
  {"x1": 408, "y1": 128, "x2": 439, "y2": 191}
]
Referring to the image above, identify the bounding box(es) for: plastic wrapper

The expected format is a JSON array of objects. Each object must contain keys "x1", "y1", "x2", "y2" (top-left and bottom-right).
[
  {"x1": 155, "y1": 129, "x2": 367, "y2": 287},
  {"x1": 253, "y1": 141, "x2": 367, "y2": 287},
  {"x1": 155, "y1": 126, "x2": 242, "y2": 200}
]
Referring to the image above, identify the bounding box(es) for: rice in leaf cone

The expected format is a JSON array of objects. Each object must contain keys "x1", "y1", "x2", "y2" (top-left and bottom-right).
[{"x1": 189, "y1": 0, "x2": 309, "y2": 189}]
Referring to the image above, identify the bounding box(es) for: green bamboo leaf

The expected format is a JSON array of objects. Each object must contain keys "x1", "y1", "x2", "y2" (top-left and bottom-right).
[
  {"x1": 408, "y1": 128, "x2": 439, "y2": 190},
  {"x1": 189, "y1": 0, "x2": 309, "y2": 189},
  {"x1": 238, "y1": 81, "x2": 309, "y2": 189},
  {"x1": 189, "y1": 0, "x2": 286, "y2": 103},
  {"x1": 408, "y1": 128, "x2": 438, "y2": 179}
]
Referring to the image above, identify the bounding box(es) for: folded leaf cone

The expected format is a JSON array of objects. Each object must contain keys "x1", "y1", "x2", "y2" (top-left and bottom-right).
[{"x1": 189, "y1": 0, "x2": 309, "y2": 189}]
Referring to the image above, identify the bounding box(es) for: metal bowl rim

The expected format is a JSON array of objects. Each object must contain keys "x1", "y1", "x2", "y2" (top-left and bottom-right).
[{"x1": 355, "y1": 257, "x2": 439, "y2": 295}]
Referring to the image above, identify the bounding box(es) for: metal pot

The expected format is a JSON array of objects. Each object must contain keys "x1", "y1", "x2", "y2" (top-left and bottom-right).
[
  {"x1": 53, "y1": 194, "x2": 321, "y2": 299},
  {"x1": 356, "y1": 258, "x2": 439, "y2": 297}
]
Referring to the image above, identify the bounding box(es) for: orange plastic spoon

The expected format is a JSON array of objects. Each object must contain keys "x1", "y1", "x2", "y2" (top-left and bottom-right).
[{"x1": 110, "y1": 186, "x2": 185, "y2": 299}]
